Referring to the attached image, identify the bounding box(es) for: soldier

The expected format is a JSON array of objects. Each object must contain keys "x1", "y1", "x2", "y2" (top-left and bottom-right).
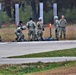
[
  {"x1": 59, "y1": 15, "x2": 67, "y2": 39},
  {"x1": 15, "y1": 21, "x2": 26, "y2": 42},
  {"x1": 37, "y1": 17, "x2": 44, "y2": 41},
  {"x1": 15, "y1": 26, "x2": 22, "y2": 41},
  {"x1": 26, "y1": 18, "x2": 36, "y2": 41},
  {"x1": 54, "y1": 16, "x2": 60, "y2": 40}
]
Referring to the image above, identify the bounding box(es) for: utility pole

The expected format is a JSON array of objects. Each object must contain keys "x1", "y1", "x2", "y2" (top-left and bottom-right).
[{"x1": 0, "y1": 3, "x2": 2, "y2": 28}]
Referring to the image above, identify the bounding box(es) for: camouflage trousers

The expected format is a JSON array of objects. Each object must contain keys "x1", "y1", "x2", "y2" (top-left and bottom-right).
[
  {"x1": 60, "y1": 27, "x2": 66, "y2": 39},
  {"x1": 37, "y1": 29, "x2": 43, "y2": 40},
  {"x1": 28, "y1": 30, "x2": 35, "y2": 41},
  {"x1": 15, "y1": 32, "x2": 24, "y2": 41},
  {"x1": 55, "y1": 28, "x2": 59, "y2": 40}
]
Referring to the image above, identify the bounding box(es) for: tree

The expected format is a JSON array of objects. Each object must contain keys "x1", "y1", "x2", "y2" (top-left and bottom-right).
[
  {"x1": 3, "y1": 0, "x2": 12, "y2": 17},
  {"x1": 1, "y1": 0, "x2": 76, "y2": 23}
]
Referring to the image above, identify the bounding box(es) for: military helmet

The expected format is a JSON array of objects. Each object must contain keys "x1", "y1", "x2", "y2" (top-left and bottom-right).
[
  {"x1": 54, "y1": 16, "x2": 58, "y2": 19},
  {"x1": 38, "y1": 17, "x2": 42, "y2": 20}
]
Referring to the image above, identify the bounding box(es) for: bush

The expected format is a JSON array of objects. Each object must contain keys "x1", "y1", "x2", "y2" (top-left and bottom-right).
[
  {"x1": 19, "y1": 5, "x2": 32, "y2": 23},
  {"x1": 1, "y1": 5, "x2": 32, "y2": 24},
  {"x1": 1, "y1": 5, "x2": 76, "y2": 24},
  {"x1": 44, "y1": 10, "x2": 53, "y2": 24},
  {"x1": 65, "y1": 8, "x2": 76, "y2": 24},
  {"x1": 2, "y1": 11, "x2": 13, "y2": 23},
  {"x1": 58, "y1": 8, "x2": 76, "y2": 24}
]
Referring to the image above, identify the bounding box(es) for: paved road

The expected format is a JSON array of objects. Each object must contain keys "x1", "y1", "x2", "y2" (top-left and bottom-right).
[
  {"x1": 0, "y1": 40, "x2": 76, "y2": 58},
  {"x1": 0, "y1": 40, "x2": 76, "y2": 64},
  {"x1": 0, "y1": 57, "x2": 76, "y2": 64}
]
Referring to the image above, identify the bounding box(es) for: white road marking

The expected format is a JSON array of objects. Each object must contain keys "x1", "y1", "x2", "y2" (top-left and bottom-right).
[
  {"x1": 17, "y1": 40, "x2": 76, "y2": 44},
  {"x1": 0, "y1": 40, "x2": 76, "y2": 45},
  {"x1": 0, "y1": 42, "x2": 8, "y2": 45}
]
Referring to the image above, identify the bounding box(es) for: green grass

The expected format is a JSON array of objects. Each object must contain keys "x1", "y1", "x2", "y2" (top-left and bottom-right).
[
  {"x1": 0, "y1": 61, "x2": 76, "y2": 75},
  {"x1": 9, "y1": 48, "x2": 76, "y2": 58}
]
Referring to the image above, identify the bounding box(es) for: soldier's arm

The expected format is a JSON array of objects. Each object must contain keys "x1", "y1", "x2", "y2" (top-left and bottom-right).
[
  {"x1": 59, "y1": 19, "x2": 61, "y2": 24},
  {"x1": 26, "y1": 22, "x2": 30, "y2": 29},
  {"x1": 54, "y1": 21, "x2": 56, "y2": 27},
  {"x1": 65, "y1": 19, "x2": 67, "y2": 24},
  {"x1": 34, "y1": 22, "x2": 36, "y2": 28},
  {"x1": 26, "y1": 22, "x2": 28, "y2": 27},
  {"x1": 42, "y1": 22, "x2": 44, "y2": 31},
  {"x1": 36, "y1": 22, "x2": 38, "y2": 26},
  {"x1": 59, "y1": 19, "x2": 62, "y2": 27},
  {"x1": 58, "y1": 21, "x2": 60, "y2": 27}
]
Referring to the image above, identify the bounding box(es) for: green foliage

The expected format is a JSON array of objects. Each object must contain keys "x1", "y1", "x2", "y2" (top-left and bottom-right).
[
  {"x1": 1, "y1": 2, "x2": 76, "y2": 24},
  {"x1": 58, "y1": 8, "x2": 76, "y2": 24},
  {"x1": 2, "y1": 11, "x2": 13, "y2": 23},
  {"x1": 19, "y1": 5, "x2": 32, "y2": 22},
  {"x1": 0, "y1": 61, "x2": 76, "y2": 75},
  {"x1": 1, "y1": 5, "x2": 32, "y2": 23},
  {"x1": 44, "y1": 10, "x2": 53, "y2": 24},
  {"x1": 1, "y1": 0, "x2": 76, "y2": 24},
  {"x1": 65, "y1": 8, "x2": 76, "y2": 24}
]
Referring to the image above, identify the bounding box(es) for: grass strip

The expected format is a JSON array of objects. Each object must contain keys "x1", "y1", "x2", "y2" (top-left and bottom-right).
[{"x1": 9, "y1": 48, "x2": 76, "y2": 58}]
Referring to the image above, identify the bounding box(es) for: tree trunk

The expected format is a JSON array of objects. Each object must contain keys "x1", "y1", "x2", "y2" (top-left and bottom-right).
[
  {"x1": 12, "y1": 5, "x2": 15, "y2": 21},
  {"x1": 31, "y1": 0, "x2": 37, "y2": 21},
  {"x1": 4, "y1": 0, "x2": 12, "y2": 18},
  {"x1": 5, "y1": 6, "x2": 12, "y2": 18}
]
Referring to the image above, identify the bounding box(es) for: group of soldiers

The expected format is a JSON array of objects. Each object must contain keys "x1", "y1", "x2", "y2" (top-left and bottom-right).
[
  {"x1": 54, "y1": 15, "x2": 67, "y2": 40},
  {"x1": 15, "y1": 17, "x2": 44, "y2": 42},
  {"x1": 15, "y1": 15, "x2": 67, "y2": 42}
]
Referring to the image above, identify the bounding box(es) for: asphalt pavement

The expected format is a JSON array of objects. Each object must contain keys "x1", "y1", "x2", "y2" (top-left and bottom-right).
[{"x1": 0, "y1": 40, "x2": 76, "y2": 58}]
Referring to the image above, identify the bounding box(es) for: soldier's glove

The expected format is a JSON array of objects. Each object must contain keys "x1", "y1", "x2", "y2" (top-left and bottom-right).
[
  {"x1": 27, "y1": 25, "x2": 30, "y2": 29},
  {"x1": 55, "y1": 29, "x2": 57, "y2": 32},
  {"x1": 43, "y1": 28, "x2": 44, "y2": 31},
  {"x1": 38, "y1": 24, "x2": 40, "y2": 27},
  {"x1": 21, "y1": 28, "x2": 23, "y2": 30}
]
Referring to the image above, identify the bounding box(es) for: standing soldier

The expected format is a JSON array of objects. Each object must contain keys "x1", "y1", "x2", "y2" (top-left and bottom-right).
[
  {"x1": 59, "y1": 15, "x2": 67, "y2": 39},
  {"x1": 26, "y1": 18, "x2": 36, "y2": 41},
  {"x1": 37, "y1": 17, "x2": 44, "y2": 41},
  {"x1": 54, "y1": 16, "x2": 60, "y2": 40}
]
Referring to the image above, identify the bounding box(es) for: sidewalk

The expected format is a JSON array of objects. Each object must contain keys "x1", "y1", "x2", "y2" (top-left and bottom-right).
[{"x1": 0, "y1": 57, "x2": 76, "y2": 64}]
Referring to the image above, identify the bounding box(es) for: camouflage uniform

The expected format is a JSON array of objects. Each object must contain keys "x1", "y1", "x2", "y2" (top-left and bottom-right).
[
  {"x1": 15, "y1": 26, "x2": 23, "y2": 41},
  {"x1": 15, "y1": 21, "x2": 26, "y2": 42},
  {"x1": 37, "y1": 21, "x2": 44, "y2": 40},
  {"x1": 26, "y1": 20, "x2": 36, "y2": 41},
  {"x1": 34, "y1": 25, "x2": 38, "y2": 40},
  {"x1": 54, "y1": 19, "x2": 60, "y2": 40},
  {"x1": 59, "y1": 19, "x2": 67, "y2": 39}
]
